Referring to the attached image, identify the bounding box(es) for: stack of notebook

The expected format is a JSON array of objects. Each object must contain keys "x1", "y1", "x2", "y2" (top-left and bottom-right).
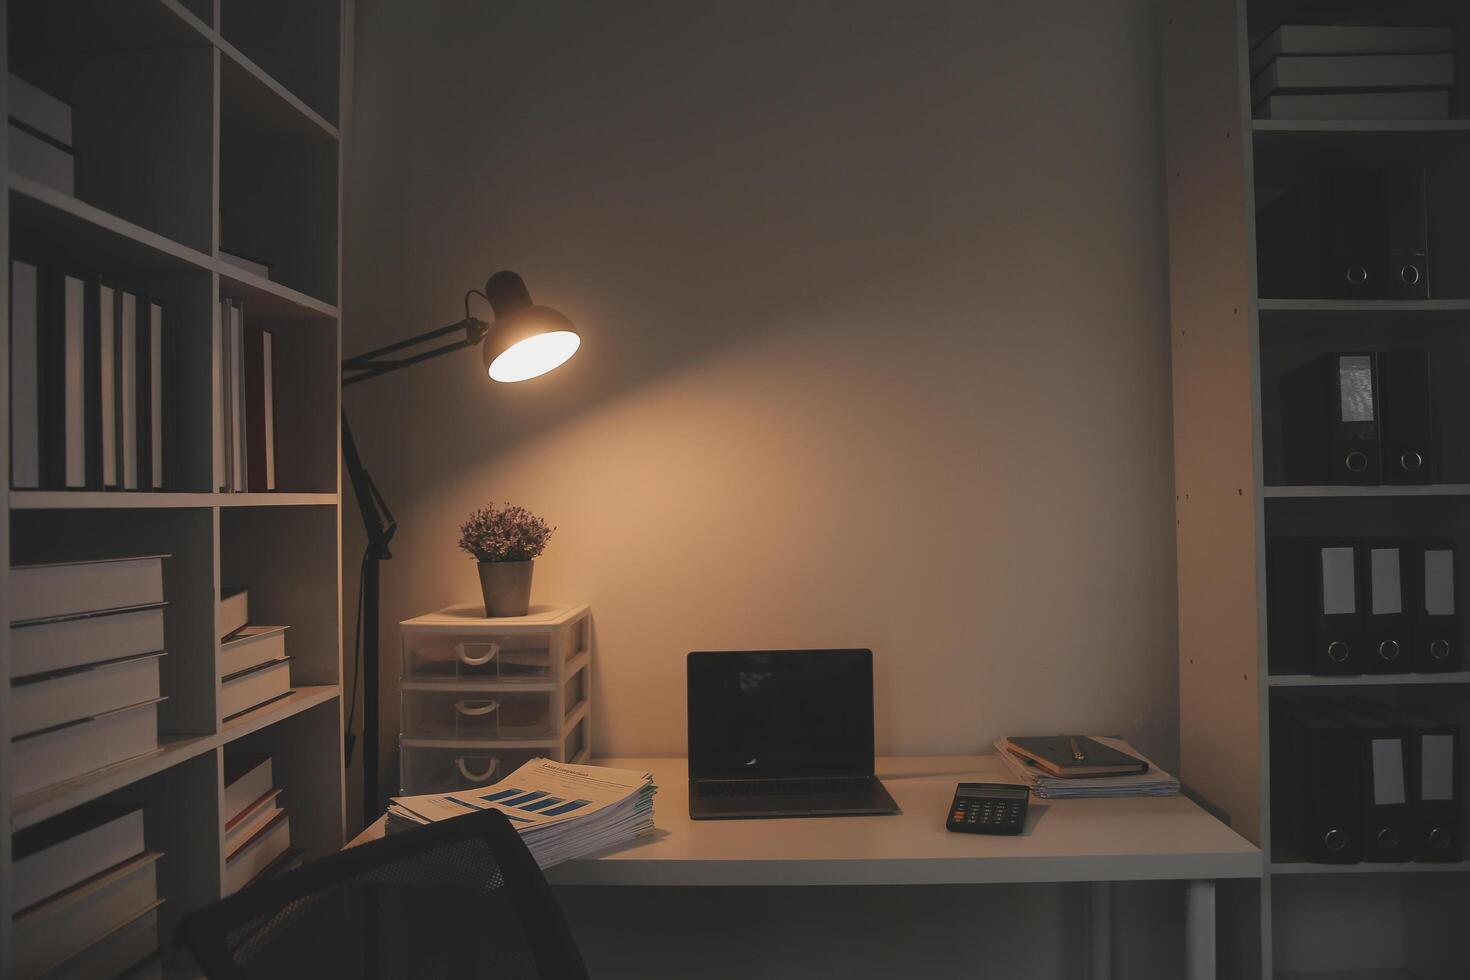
[
  {"x1": 11, "y1": 804, "x2": 163, "y2": 978},
  {"x1": 222, "y1": 754, "x2": 301, "y2": 894},
  {"x1": 8, "y1": 556, "x2": 168, "y2": 796},
  {"x1": 218, "y1": 588, "x2": 294, "y2": 720},
  {"x1": 1251, "y1": 25, "x2": 1456, "y2": 120},
  {"x1": 996, "y1": 735, "x2": 1180, "y2": 799}
]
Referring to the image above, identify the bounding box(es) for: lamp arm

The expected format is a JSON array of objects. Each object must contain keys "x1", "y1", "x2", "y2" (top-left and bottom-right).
[{"x1": 342, "y1": 316, "x2": 490, "y2": 387}]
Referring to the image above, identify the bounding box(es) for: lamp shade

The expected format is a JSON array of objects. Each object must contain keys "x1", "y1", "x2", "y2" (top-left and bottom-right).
[{"x1": 481, "y1": 271, "x2": 581, "y2": 382}]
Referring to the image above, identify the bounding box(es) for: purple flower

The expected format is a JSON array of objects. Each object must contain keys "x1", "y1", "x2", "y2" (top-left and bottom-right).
[{"x1": 458, "y1": 503, "x2": 555, "y2": 562}]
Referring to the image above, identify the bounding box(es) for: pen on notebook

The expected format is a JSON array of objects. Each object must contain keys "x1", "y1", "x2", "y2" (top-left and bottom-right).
[{"x1": 1069, "y1": 736, "x2": 1086, "y2": 762}]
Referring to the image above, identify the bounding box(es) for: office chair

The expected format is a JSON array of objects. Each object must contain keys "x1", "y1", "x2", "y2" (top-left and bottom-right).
[{"x1": 178, "y1": 807, "x2": 589, "y2": 979}]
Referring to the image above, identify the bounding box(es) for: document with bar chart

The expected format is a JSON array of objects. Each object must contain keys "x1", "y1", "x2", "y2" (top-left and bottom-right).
[{"x1": 387, "y1": 759, "x2": 657, "y2": 868}]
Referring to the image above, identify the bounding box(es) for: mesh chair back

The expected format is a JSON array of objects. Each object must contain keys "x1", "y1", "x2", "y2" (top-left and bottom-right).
[{"x1": 180, "y1": 808, "x2": 588, "y2": 980}]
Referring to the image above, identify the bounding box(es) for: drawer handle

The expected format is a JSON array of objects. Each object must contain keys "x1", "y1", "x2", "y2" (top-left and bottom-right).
[
  {"x1": 456, "y1": 757, "x2": 499, "y2": 783},
  {"x1": 456, "y1": 699, "x2": 500, "y2": 717},
  {"x1": 457, "y1": 641, "x2": 500, "y2": 666}
]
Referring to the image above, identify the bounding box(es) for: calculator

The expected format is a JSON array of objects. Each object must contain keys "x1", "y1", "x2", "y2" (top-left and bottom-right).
[{"x1": 946, "y1": 782, "x2": 1029, "y2": 835}]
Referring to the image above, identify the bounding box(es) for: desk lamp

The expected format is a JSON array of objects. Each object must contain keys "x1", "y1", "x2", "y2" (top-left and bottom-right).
[{"x1": 341, "y1": 271, "x2": 580, "y2": 819}]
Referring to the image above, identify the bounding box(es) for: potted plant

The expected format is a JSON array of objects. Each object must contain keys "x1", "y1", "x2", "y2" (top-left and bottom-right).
[{"x1": 458, "y1": 503, "x2": 555, "y2": 617}]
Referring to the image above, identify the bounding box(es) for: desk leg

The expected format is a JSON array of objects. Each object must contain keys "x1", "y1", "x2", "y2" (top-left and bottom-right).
[
  {"x1": 1184, "y1": 879, "x2": 1216, "y2": 980},
  {"x1": 1088, "y1": 881, "x2": 1113, "y2": 980}
]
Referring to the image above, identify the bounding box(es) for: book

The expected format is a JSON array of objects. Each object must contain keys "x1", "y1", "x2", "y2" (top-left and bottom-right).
[
  {"x1": 12, "y1": 259, "x2": 40, "y2": 487},
  {"x1": 223, "y1": 753, "x2": 274, "y2": 824},
  {"x1": 118, "y1": 291, "x2": 139, "y2": 490},
  {"x1": 1249, "y1": 25, "x2": 1456, "y2": 76},
  {"x1": 12, "y1": 651, "x2": 164, "y2": 737},
  {"x1": 996, "y1": 737, "x2": 1181, "y2": 799},
  {"x1": 41, "y1": 901, "x2": 159, "y2": 980},
  {"x1": 8, "y1": 73, "x2": 73, "y2": 147},
  {"x1": 9, "y1": 120, "x2": 74, "y2": 195},
  {"x1": 213, "y1": 301, "x2": 226, "y2": 489},
  {"x1": 63, "y1": 272, "x2": 86, "y2": 487},
  {"x1": 220, "y1": 657, "x2": 293, "y2": 719},
  {"x1": 245, "y1": 847, "x2": 304, "y2": 888},
  {"x1": 10, "y1": 603, "x2": 166, "y2": 679},
  {"x1": 245, "y1": 324, "x2": 277, "y2": 490},
  {"x1": 1257, "y1": 89, "x2": 1450, "y2": 120},
  {"x1": 219, "y1": 586, "x2": 249, "y2": 639},
  {"x1": 1252, "y1": 52, "x2": 1455, "y2": 107},
  {"x1": 220, "y1": 625, "x2": 288, "y2": 677},
  {"x1": 147, "y1": 301, "x2": 163, "y2": 489},
  {"x1": 224, "y1": 809, "x2": 291, "y2": 894},
  {"x1": 12, "y1": 852, "x2": 161, "y2": 978},
  {"x1": 11, "y1": 698, "x2": 163, "y2": 797},
  {"x1": 232, "y1": 301, "x2": 247, "y2": 490},
  {"x1": 9, "y1": 555, "x2": 166, "y2": 625},
  {"x1": 225, "y1": 788, "x2": 283, "y2": 857},
  {"x1": 999, "y1": 735, "x2": 1150, "y2": 778},
  {"x1": 99, "y1": 283, "x2": 118, "y2": 488},
  {"x1": 12, "y1": 804, "x2": 145, "y2": 912}
]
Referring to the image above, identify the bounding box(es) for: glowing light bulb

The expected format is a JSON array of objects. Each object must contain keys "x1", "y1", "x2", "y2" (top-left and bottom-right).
[{"x1": 487, "y1": 330, "x2": 581, "y2": 382}]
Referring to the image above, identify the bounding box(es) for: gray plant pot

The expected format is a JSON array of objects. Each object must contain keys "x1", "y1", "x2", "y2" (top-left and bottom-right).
[{"x1": 477, "y1": 560, "x2": 534, "y2": 617}]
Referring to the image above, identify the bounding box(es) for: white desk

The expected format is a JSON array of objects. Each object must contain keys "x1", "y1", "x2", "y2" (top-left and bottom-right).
[{"x1": 359, "y1": 756, "x2": 1261, "y2": 979}]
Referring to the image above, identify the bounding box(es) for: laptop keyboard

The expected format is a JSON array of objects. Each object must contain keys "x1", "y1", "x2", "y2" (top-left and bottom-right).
[{"x1": 698, "y1": 777, "x2": 874, "y2": 798}]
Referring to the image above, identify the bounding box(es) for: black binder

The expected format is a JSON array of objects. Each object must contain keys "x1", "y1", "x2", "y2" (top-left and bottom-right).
[
  {"x1": 136, "y1": 295, "x2": 153, "y2": 491},
  {"x1": 1268, "y1": 538, "x2": 1365, "y2": 675},
  {"x1": 1310, "y1": 699, "x2": 1413, "y2": 862},
  {"x1": 1383, "y1": 166, "x2": 1430, "y2": 300},
  {"x1": 1408, "y1": 541, "x2": 1460, "y2": 672},
  {"x1": 36, "y1": 266, "x2": 67, "y2": 489},
  {"x1": 1281, "y1": 352, "x2": 1381, "y2": 485},
  {"x1": 1362, "y1": 541, "x2": 1410, "y2": 673},
  {"x1": 1377, "y1": 349, "x2": 1433, "y2": 485},
  {"x1": 1321, "y1": 167, "x2": 1385, "y2": 299},
  {"x1": 1271, "y1": 699, "x2": 1362, "y2": 862},
  {"x1": 1348, "y1": 699, "x2": 1461, "y2": 862},
  {"x1": 82, "y1": 274, "x2": 103, "y2": 489}
]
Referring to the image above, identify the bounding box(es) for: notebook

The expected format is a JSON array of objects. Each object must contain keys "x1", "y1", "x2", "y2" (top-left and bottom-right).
[{"x1": 999, "y1": 735, "x2": 1149, "y2": 778}]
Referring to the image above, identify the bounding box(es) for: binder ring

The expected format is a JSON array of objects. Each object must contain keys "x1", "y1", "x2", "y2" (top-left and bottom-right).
[
  {"x1": 1344, "y1": 451, "x2": 1369, "y2": 473},
  {"x1": 1400, "y1": 451, "x2": 1424, "y2": 472},
  {"x1": 1327, "y1": 640, "x2": 1351, "y2": 664},
  {"x1": 1378, "y1": 640, "x2": 1400, "y2": 662},
  {"x1": 1377, "y1": 828, "x2": 1401, "y2": 849},
  {"x1": 1430, "y1": 638, "x2": 1452, "y2": 661},
  {"x1": 1323, "y1": 829, "x2": 1348, "y2": 851},
  {"x1": 1429, "y1": 827, "x2": 1453, "y2": 849},
  {"x1": 1400, "y1": 264, "x2": 1422, "y2": 286},
  {"x1": 1346, "y1": 265, "x2": 1369, "y2": 285}
]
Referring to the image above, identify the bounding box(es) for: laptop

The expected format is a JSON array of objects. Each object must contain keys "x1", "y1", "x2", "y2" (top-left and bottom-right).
[{"x1": 687, "y1": 649, "x2": 901, "y2": 819}]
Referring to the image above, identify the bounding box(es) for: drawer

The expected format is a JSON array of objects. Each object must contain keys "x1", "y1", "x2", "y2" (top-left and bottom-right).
[
  {"x1": 400, "y1": 688, "x2": 555, "y2": 739},
  {"x1": 401, "y1": 632, "x2": 552, "y2": 682},
  {"x1": 398, "y1": 741, "x2": 541, "y2": 795}
]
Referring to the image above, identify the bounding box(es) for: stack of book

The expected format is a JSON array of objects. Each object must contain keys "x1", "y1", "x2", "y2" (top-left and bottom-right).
[
  {"x1": 8, "y1": 72, "x2": 74, "y2": 195},
  {"x1": 222, "y1": 754, "x2": 301, "y2": 894},
  {"x1": 8, "y1": 556, "x2": 168, "y2": 796},
  {"x1": 215, "y1": 299, "x2": 279, "y2": 493},
  {"x1": 11, "y1": 804, "x2": 163, "y2": 977},
  {"x1": 218, "y1": 587, "x2": 294, "y2": 719},
  {"x1": 1251, "y1": 25, "x2": 1456, "y2": 120},
  {"x1": 995, "y1": 735, "x2": 1181, "y2": 800},
  {"x1": 10, "y1": 260, "x2": 168, "y2": 491}
]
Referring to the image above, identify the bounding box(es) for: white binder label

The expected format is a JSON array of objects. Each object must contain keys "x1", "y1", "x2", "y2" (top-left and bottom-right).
[
  {"x1": 1422, "y1": 734, "x2": 1454, "y2": 802},
  {"x1": 1321, "y1": 547, "x2": 1356, "y2": 615},
  {"x1": 1339, "y1": 355, "x2": 1375, "y2": 422},
  {"x1": 1370, "y1": 548, "x2": 1402, "y2": 615},
  {"x1": 1425, "y1": 550, "x2": 1455, "y2": 616},
  {"x1": 1371, "y1": 738, "x2": 1406, "y2": 805}
]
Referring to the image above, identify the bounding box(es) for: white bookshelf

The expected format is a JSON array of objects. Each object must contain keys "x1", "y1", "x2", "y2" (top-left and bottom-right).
[
  {"x1": 1163, "y1": 1, "x2": 1470, "y2": 977},
  {"x1": 0, "y1": 0, "x2": 350, "y2": 973}
]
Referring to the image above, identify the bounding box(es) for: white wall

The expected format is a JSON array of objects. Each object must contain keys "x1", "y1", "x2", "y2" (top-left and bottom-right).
[{"x1": 344, "y1": 1, "x2": 1181, "y2": 974}]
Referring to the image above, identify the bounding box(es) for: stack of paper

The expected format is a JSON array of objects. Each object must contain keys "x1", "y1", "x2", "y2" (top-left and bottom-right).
[
  {"x1": 388, "y1": 758, "x2": 656, "y2": 869},
  {"x1": 995, "y1": 736, "x2": 1180, "y2": 799}
]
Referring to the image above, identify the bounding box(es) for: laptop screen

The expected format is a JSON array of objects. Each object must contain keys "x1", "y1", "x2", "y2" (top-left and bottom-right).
[{"x1": 687, "y1": 649, "x2": 875, "y2": 779}]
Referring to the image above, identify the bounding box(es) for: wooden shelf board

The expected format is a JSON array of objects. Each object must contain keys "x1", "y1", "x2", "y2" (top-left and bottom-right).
[
  {"x1": 1268, "y1": 672, "x2": 1470, "y2": 688},
  {"x1": 1253, "y1": 119, "x2": 1470, "y2": 134},
  {"x1": 218, "y1": 263, "x2": 339, "y2": 320},
  {"x1": 12, "y1": 491, "x2": 338, "y2": 509},
  {"x1": 1259, "y1": 298, "x2": 1470, "y2": 313},
  {"x1": 1270, "y1": 859, "x2": 1470, "y2": 875},
  {"x1": 218, "y1": 41, "x2": 339, "y2": 144},
  {"x1": 220, "y1": 685, "x2": 340, "y2": 741},
  {"x1": 9, "y1": 174, "x2": 214, "y2": 274},
  {"x1": 1264, "y1": 484, "x2": 1470, "y2": 499},
  {"x1": 11, "y1": 733, "x2": 217, "y2": 831}
]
